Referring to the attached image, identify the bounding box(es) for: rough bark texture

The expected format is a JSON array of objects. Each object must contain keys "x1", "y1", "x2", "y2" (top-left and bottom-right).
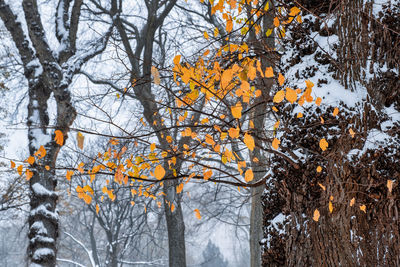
[
  {"x1": 0, "y1": 0, "x2": 113, "y2": 265},
  {"x1": 262, "y1": 0, "x2": 400, "y2": 266}
]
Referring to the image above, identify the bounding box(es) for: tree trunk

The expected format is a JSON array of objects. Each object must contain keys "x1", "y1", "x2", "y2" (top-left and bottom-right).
[
  {"x1": 248, "y1": 2, "x2": 276, "y2": 266},
  {"x1": 262, "y1": 0, "x2": 400, "y2": 266}
]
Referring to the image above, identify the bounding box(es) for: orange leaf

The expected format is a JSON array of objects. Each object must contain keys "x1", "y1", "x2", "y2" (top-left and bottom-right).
[
  {"x1": 171, "y1": 203, "x2": 175, "y2": 212},
  {"x1": 151, "y1": 66, "x2": 160, "y2": 85},
  {"x1": 66, "y1": 170, "x2": 74, "y2": 181},
  {"x1": 17, "y1": 165, "x2": 23, "y2": 176},
  {"x1": 272, "y1": 106, "x2": 278, "y2": 112},
  {"x1": 83, "y1": 194, "x2": 92, "y2": 205},
  {"x1": 349, "y1": 128, "x2": 355, "y2": 138},
  {"x1": 313, "y1": 209, "x2": 320, "y2": 221},
  {"x1": 387, "y1": 180, "x2": 394, "y2": 193},
  {"x1": 305, "y1": 80, "x2": 314, "y2": 89},
  {"x1": 26, "y1": 169, "x2": 33, "y2": 181},
  {"x1": 244, "y1": 169, "x2": 254, "y2": 182},
  {"x1": 332, "y1": 107, "x2": 339, "y2": 116},
  {"x1": 154, "y1": 165, "x2": 166, "y2": 180},
  {"x1": 10, "y1": 161, "x2": 15, "y2": 169},
  {"x1": 203, "y1": 169, "x2": 212, "y2": 180},
  {"x1": 273, "y1": 17, "x2": 280, "y2": 27},
  {"x1": 231, "y1": 102, "x2": 242, "y2": 119},
  {"x1": 150, "y1": 143, "x2": 156, "y2": 152},
  {"x1": 244, "y1": 133, "x2": 255, "y2": 151},
  {"x1": 274, "y1": 120, "x2": 280, "y2": 129},
  {"x1": 173, "y1": 55, "x2": 181, "y2": 65},
  {"x1": 329, "y1": 201, "x2": 333, "y2": 213},
  {"x1": 205, "y1": 134, "x2": 215, "y2": 146},
  {"x1": 228, "y1": 127, "x2": 240, "y2": 139},
  {"x1": 272, "y1": 138, "x2": 280, "y2": 150},
  {"x1": 316, "y1": 166, "x2": 322, "y2": 173},
  {"x1": 203, "y1": 31, "x2": 209, "y2": 40},
  {"x1": 194, "y1": 209, "x2": 201, "y2": 219},
  {"x1": 319, "y1": 138, "x2": 328, "y2": 151},
  {"x1": 54, "y1": 130, "x2": 64, "y2": 146},
  {"x1": 350, "y1": 198, "x2": 355, "y2": 207},
  {"x1": 318, "y1": 183, "x2": 326, "y2": 191},
  {"x1": 360, "y1": 205, "x2": 366, "y2": 213},
  {"x1": 278, "y1": 73, "x2": 285, "y2": 86},
  {"x1": 265, "y1": 67, "x2": 274, "y2": 78},
  {"x1": 96, "y1": 204, "x2": 100, "y2": 214},
  {"x1": 34, "y1": 145, "x2": 47, "y2": 159},
  {"x1": 26, "y1": 156, "x2": 35, "y2": 165},
  {"x1": 297, "y1": 112, "x2": 303, "y2": 118},
  {"x1": 289, "y1": 6, "x2": 301, "y2": 16},
  {"x1": 315, "y1": 97, "x2": 322, "y2": 106},
  {"x1": 273, "y1": 90, "x2": 285, "y2": 103},
  {"x1": 77, "y1": 132, "x2": 84, "y2": 150},
  {"x1": 285, "y1": 88, "x2": 297, "y2": 104},
  {"x1": 45, "y1": 165, "x2": 50, "y2": 170}
]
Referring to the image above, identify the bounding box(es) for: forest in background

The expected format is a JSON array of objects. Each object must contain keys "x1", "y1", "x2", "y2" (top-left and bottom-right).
[{"x1": 0, "y1": 0, "x2": 398, "y2": 267}]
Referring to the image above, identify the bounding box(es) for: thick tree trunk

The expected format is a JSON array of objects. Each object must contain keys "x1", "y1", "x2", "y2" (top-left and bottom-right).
[{"x1": 262, "y1": 0, "x2": 400, "y2": 266}]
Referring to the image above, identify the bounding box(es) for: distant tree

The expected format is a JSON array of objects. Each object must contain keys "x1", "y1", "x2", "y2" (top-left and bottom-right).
[{"x1": 200, "y1": 241, "x2": 228, "y2": 267}]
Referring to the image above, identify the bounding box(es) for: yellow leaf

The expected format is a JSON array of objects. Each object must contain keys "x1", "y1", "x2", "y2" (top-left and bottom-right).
[
  {"x1": 329, "y1": 201, "x2": 333, "y2": 213},
  {"x1": 231, "y1": 102, "x2": 242, "y2": 119},
  {"x1": 272, "y1": 106, "x2": 278, "y2": 112},
  {"x1": 244, "y1": 169, "x2": 254, "y2": 182},
  {"x1": 77, "y1": 132, "x2": 84, "y2": 150},
  {"x1": 318, "y1": 183, "x2": 326, "y2": 191},
  {"x1": 10, "y1": 161, "x2": 15, "y2": 169},
  {"x1": 96, "y1": 204, "x2": 100, "y2": 214},
  {"x1": 272, "y1": 138, "x2": 280, "y2": 150},
  {"x1": 387, "y1": 179, "x2": 394, "y2": 193},
  {"x1": 27, "y1": 156, "x2": 35, "y2": 165},
  {"x1": 350, "y1": 197, "x2": 355, "y2": 207},
  {"x1": 273, "y1": 90, "x2": 285, "y2": 103},
  {"x1": 319, "y1": 138, "x2": 328, "y2": 151},
  {"x1": 171, "y1": 203, "x2": 175, "y2": 212},
  {"x1": 273, "y1": 17, "x2": 280, "y2": 27},
  {"x1": 297, "y1": 112, "x2": 303, "y2": 118},
  {"x1": 313, "y1": 209, "x2": 320, "y2": 222},
  {"x1": 332, "y1": 107, "x2": 339, "y2": 116},
  {"x1": 274, "y1": 120, "x2": 280, "y2": 129},
  {"x1": 285, "y1": 88, "x2": 297, "y2": 104},
  {"x1": 154, "y1": 165, "x2": 166, "y2": 180},
  {"x1": 151, "y1": 66, "x2": 161, "y2": 85},
  {"x1": 203, "y1": 31, "x2": 209, "y2": 40},
  {"x1": 349, "y1": 128, "x2": 355, "y2": 138},
  {"x1": 316, "y1": 166, "x2": 322, "y2": 173},
  {"x1": 194, "y1": 209, "x2": 201, "y2": 219},
  {"x1": 320, "y1": 116, "x2": 324, "y2": 124},
  {"x1": 226, "y1": 19, "x2": 233, "y2": 33},
  {"x1": 278, "y1": 73, "x2": 285, "y2": 86},
  {"x1": 54, "y1": 130, "x2": 64, "y2": 146},
  {"x1": 264, "y1": 1, "x2": 269, "y2": 11},
  {"x1": 45, "y1": 165, "x2": 50, "y2": 170},
  {"x1": 315, "y1": 97, "x2": 322, "y2": 106},
  {"x1": 265, "y1": 28, "x2": 273, "y2": 37},
  {"x1": 244, "y1": 133, "x2": 255, "y2": 151},
  {"x1": 360, "y1": 204, "x2": 366, "y2": 213},
  {"x1": 26, "y1": 169, "x2": 33, "y2": 181},
  {"x1": 265, "y1": 67, "x2": 274, "y2": 78},
  {"x1": 17, "y1": 165, "x2": 23, "y2": 176}
]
